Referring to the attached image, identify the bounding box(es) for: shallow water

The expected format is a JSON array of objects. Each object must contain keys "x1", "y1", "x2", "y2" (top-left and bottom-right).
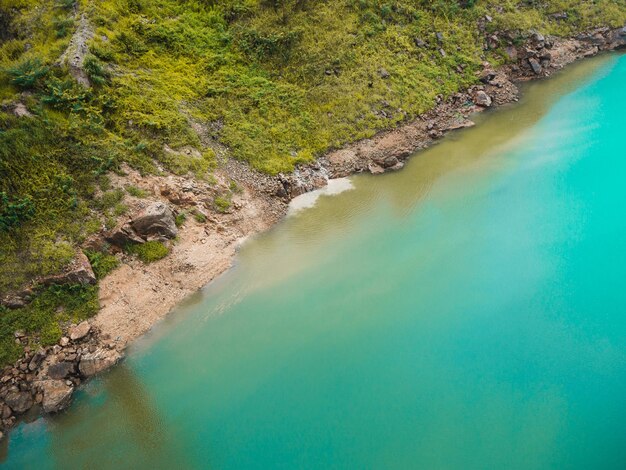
[{"x1": 3, "y1": 53, "x2": 626, "y2": 469}]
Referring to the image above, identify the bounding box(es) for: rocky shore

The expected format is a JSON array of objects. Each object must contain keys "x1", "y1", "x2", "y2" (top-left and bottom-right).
[{"x1": 0, "y1": 25, "x2": 624, "y2": 438}]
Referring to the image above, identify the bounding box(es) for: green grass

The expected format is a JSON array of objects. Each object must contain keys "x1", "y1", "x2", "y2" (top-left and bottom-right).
[{"x1": 1, "y1": 0, "x2": 626, "y2": 363}]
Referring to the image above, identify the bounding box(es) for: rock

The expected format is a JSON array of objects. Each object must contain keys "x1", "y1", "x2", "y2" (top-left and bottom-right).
[
  {"x1": 435, "y1": 32, "x2": 444, "y2": 43},
  {"x1": 5, "y1": 391, "x2": 33, "y2": 414},
  {"x1": 59, "y1": 337, "x2": 70, "y2": 347},
  {"x1": 478, "y1": 68, "x2": 496, "y2": 84},
  {"x1": 27, "y1": 350, "x2": 45, "y2": 371},
  {"x1": 439, "y1": 48, "x2": 446, "y2": 57},
  {"x1": 528, "y1": 57, "x2": 542, "y2": 75},
  {"x1": 78, "y1": 348, "x2": 122, "y2": 377},
  {"x1": 550, "y1": 12, "x2": 568, "y2": 21},
  {"x1": 368, "y1": 163, "x2": 385, "y2": 175},
  {"x1": 41, "y1": 380, "x2": 73, "y2": 413},
  {"x1": 474, "y1": 90, "x2": 492, "y2": 107},
  {"x1": 620, "y1": 26, "x2": 626, "y2": 37},
  {"x1": 69, "y1": 321, "x2": 91, "y2": 341},
  {"x1": 531, "y1": 31, "x2": 545, "y2": 45},
  {"x1": 131, "y1": 202, "x2": 178, "y2": 240},
  {"x1": 40, "y1": 251, "x2": 96, "y2": 286},
  {"x1": 378, "y1": 68, "x2": 390, "y2": 79},
  {"x1": 105, "y1": 221, "x2": 144, "y2": 248},
  {"x1": 414, "y1": 38, "x2": 427, "y2": 47},
  {"x1": 47, "y1": 362, "x2": 75, "y2": 380},
  {"x1": 1, "y1": 295, "x2": 27, "y2": 309},
  {"x1": 505, "y1": 46, "x2": 518, "y2": 61}
]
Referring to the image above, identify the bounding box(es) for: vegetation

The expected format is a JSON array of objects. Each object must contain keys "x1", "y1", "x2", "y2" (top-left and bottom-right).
[
  {"x1": 126, "y1": 240, "x2": 169, "y2": 263},
  {"x1": 1, "y1": 0, "x2": 626, "y2": 362},
  {"x1": 0, "y1": 284, "x2": 99, "y2": 364}
]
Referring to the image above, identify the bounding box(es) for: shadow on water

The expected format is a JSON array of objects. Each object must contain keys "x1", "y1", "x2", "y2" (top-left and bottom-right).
[{"x1": 47, "y1": 364, "x2": 196, "y2": 469}]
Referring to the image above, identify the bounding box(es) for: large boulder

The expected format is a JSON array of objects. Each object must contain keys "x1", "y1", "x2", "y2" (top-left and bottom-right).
[
  {"x1": 40, "y1": 380, "x2": 73, "y2": 413},
  {"x1": 5, "y1": 391, "x2": 33, "y2": 414},
  {"x1": 47, "y1": 361, "x2": 75, "y2": 380},
  {"x1": 69, "y1": 321, "x2": 91, "y2": 341},
  {"x1": 78, "y1": 348, "x2": 122, "y2": 377},
  {"x1": 130, "y1": 202, "x2": 177, "y2": 240}
]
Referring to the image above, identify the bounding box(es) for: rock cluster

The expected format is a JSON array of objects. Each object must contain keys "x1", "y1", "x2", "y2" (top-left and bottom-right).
[{"x1": 0, "y1": 322, "x2": 122, "y2": 432}]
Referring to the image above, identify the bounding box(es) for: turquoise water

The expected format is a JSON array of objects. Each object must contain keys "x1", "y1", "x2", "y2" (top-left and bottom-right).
[{"x1": 3, "y1": 54, "x2": 626, "y2": 469}]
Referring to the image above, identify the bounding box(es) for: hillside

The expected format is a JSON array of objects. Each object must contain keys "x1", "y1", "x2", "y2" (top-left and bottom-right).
[{"x1": 1, "y1": 0, "x2": 626, "y2": 364}]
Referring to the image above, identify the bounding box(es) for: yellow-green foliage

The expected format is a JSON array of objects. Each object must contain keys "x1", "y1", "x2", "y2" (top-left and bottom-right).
[{"x1": 127, "y1": 240, "x2": 169, "y2": 263}]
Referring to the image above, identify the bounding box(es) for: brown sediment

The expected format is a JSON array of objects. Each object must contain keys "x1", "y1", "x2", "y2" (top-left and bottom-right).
[{"x1": 0, "y1": 26, "x2": 624, "y2": 437}]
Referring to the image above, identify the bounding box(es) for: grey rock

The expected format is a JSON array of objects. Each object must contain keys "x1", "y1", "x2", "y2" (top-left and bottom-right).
[
  {"x1": 474, "y1": 90, "x2": 492, "y2": 107},
  {"x1": 5, "y1": 391, "x2": 33, "y2": 414},
  {"x1": 528, "y1": 57, "x2": 542, "y2": 75},
  {"x1": 378, "y1": 68, "x2": 390, "y2": 79},
  {"x1": 41, "y1": 380, "x2": 73, "y2": 413},
  {"x1": 131, "y1": 202, "x2": 177, "y2": 240},
  {"x1": 48, "y1": 362, "x2": 75, "y2": 380}
]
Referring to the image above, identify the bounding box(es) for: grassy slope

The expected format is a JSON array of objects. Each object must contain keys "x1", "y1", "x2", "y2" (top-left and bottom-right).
[{"x1": 0, "y1": 0, "x2": 625, "y2": 362}]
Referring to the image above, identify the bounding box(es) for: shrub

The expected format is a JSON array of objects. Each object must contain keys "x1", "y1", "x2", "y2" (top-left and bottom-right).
[
  {"x1": 85, "y1": 250, "x2": 120, "y2": 279},
  {"x1": 175, "y1": 212, "x2": 187, "y2": 227},
  {"x1": 5, "y1": 58, "x2": 49, "y2": 89},
  {"x1": 214, "y1": 196, "x2": 231, "y2": 213},
  {"x1": 83, "y1": 54, "x2": 110, "y2": 86},
  {"x1": 0, "y1": 192, "x2": 34, "y2": 232},
  {"x1": 126, "y1": 185, "x2": 149, "y2": 198},
  {"x1": 127, "y1": 241, "x2": 169, "y2": 263},
  {"x1": 193, "y1": 210, "x2": 207, "y2": 223}
]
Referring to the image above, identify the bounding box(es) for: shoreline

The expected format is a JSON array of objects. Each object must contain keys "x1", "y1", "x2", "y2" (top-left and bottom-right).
[{"x1": 0, "y1": 26, "x2": 625, "y2": 438}]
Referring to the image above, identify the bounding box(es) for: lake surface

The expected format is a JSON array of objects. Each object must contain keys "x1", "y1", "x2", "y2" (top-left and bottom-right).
[{"x1": 3, "y1": 53, "x2": 626, "y2": 469}]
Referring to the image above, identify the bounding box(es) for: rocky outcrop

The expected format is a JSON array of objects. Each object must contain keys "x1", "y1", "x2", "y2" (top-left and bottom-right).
[
  {"x1": 0, "y1": 322, "x2": 123, "y2": 433},
  {"x1": 78, "y1": 348, "x2": 122, "y2": 377},
  {"x1": 40, "y1": 380, "x2": 73, "y2": 414}
]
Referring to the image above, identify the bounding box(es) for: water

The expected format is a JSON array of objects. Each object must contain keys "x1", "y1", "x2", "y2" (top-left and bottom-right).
[{"x1": 3, "y1": 53, "x2": 626, "y2": 469}]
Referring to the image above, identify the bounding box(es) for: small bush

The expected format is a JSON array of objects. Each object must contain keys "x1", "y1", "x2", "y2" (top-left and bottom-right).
[
  {"x1": 5, "y1": 58, "x2": 49, "y2": 89},
  {"x1": 192, "y1": 210, "x2": 207, "y2": 223},
  {"x1": 83, "y1": 54, "x2": 110, "y2": 86},
  {"x1": 126, "y1": 185, "x2": 149, "y2": 198},
  {"x1": 0, "y1": 192, "x2": 34, "y2": 232},
  {"x1": 127, "y1": 241, "x2": 169, "y2": 263},
  {"x1": 85, "y1": 250, "x2": 120, "y2": 279},
  {"x1": 214, "y1": 196, "x2": 231, "y2": 213},
  {"x1": 175, "y1": 212, "x2": 186, "y2": 227}
]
